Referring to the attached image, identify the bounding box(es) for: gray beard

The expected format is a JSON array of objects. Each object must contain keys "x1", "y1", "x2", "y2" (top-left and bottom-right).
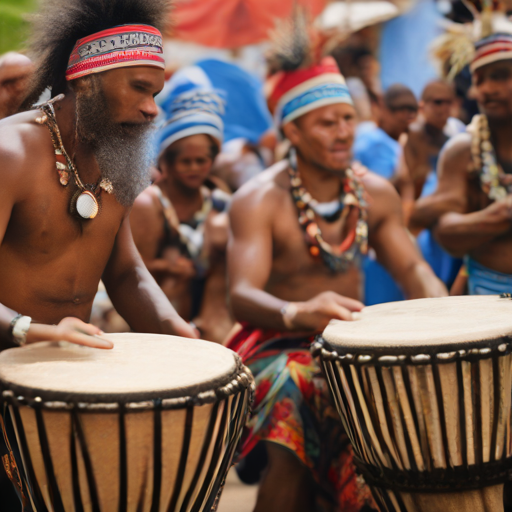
[{"x1": 75, "y1": 77, "x2": 154, "y2": 207}]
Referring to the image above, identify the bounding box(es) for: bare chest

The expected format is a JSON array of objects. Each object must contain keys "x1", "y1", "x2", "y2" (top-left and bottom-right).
[{"x1": 268, "y1": 198, "x2": 362, "y2": 300}]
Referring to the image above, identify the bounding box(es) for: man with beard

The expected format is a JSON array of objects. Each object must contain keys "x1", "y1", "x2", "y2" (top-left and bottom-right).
[
  {"x1": 0, "y1": 0, "x2": 196, "y2": 353},
  {"x1": 411, "y1": 33, "x2": 512, "y2": 295},
  {"x1": 226, "y1": 21, "x2": 446, "y2": 512}
]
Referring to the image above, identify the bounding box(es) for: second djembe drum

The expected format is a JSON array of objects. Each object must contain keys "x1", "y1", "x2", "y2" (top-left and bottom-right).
[
  {"x1": 314, "y1": 295, "x2": 512, "y2": 512},
  {"x1": 0, "y1": 333, "x2": 254, "y2": 512}
]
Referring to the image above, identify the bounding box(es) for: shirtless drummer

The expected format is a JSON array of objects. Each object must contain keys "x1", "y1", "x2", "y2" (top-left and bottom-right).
[
  {"x1": 411, "y1": 32, "x2": 512, "y2": 295},
  {"x1": 0, "y1": 0, "x2": 196, "y2": 352},
  {"x1": 227, "y1": 22, "x2": 447, "y2": 512}
]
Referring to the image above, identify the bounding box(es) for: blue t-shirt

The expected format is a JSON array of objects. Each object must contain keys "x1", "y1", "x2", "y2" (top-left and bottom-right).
[{"x1": 353, "y1": 126, "x2": 401, "y2": 180}]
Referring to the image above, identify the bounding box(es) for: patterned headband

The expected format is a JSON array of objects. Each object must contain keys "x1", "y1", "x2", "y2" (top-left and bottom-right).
[
  {"x1": 266, "y1": 57, "x2": 353, "y2": 127},
  {"x1": 471, "y1": 33, "x2": 512, "y2": 72},
  {"x1": 66, "y1": 24, "x2": 165, "y2": 81}
]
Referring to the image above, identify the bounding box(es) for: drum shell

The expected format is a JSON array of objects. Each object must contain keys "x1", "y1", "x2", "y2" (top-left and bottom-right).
[
  {"x1": 1, "y1": 385, "x2": 252, "y2": 512},
  {"x1": 316, "y1": 341, "x2": 512, "y2": 512}
]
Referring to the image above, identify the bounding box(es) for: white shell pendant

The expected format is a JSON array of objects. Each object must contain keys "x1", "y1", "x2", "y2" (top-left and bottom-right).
[{"x1": 76, "y1": 191, "x2": 99, "y2": 219}]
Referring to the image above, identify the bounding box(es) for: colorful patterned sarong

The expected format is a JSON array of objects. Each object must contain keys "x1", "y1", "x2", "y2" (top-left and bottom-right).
[{"x1": 227, "y1": 325, "x2": 377, "y2": 512}]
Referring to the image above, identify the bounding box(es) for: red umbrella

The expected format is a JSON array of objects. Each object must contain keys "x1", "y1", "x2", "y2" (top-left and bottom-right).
[{"x1": 170, "y1": 0, "x2": 327, "y2": 49}]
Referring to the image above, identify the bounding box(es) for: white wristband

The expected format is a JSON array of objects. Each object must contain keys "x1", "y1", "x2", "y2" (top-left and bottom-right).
[
  {"x1": 280, "y1": 302, "x2": 298, "y2": 330},
  {"x1": 11, "y1": 315, "x2": 32, "y2": 346}
]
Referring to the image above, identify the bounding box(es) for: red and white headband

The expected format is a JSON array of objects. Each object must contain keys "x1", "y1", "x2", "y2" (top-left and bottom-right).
[{"x1": 66, "y1": 24, "x2": 165, "y2": 81}]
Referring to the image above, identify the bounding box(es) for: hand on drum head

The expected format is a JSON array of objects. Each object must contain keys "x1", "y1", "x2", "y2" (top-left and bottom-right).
[
  {"x1": 291, "y1": 291, "x2": 364, "y2": 331},
  {"x1": 26, "y1": 317, "x2": 113, "y2": 349},
  {"x1": 164, "y1": 313, "x2": 200, "y2": 339}
]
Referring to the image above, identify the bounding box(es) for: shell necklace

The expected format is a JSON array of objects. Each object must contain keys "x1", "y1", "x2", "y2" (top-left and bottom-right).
[
  {"x1": 35, "y1": 94, "x2": 113, "y2": 219},
  {"x1": 468, "y1": 113, "x2": 512, "y2": 201},
  {"x1": 288, "y1": 148, "x2": 368, "y2": 273}
]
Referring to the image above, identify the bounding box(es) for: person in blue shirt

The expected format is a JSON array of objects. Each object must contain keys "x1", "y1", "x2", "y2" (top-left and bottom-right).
[
  {"x1": 354, "y1": 84, "x2": 418, "y2": 180},
  {"x1": 353, "y1": 84, "x2": 418, "y2": 305}
]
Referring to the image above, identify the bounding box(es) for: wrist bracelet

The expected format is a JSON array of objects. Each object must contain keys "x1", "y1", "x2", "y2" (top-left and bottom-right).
[
  {"x1": 280, "y1": 302, "x2": 298, "y2": 330},
  {"x1": 10, "y1": 314, "x2": 32, "y2": 347}
]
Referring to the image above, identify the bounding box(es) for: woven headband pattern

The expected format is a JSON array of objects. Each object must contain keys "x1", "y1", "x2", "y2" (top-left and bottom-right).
[
  {"x1": 66, "y1": 24, "x2": 165, "y2": 81},
  {"x1": 471, "y1": 33, "x2": 512, "y2": 72}
]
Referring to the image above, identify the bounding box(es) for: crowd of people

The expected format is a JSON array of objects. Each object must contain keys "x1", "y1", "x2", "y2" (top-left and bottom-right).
[{"x1": 1, "y1": 0, "x2": 512, "y2": 510}]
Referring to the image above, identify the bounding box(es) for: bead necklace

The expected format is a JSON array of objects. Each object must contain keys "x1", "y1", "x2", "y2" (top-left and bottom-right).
[
  {"x1": 469, "y1": 113, "x2": 512, "y2": 201},
  {"x1": 35, "y1": 94, "x2": 113, "y2": 219},
  {"x1": 288, "y1": 148, "x2": 368, "y2": 273}
]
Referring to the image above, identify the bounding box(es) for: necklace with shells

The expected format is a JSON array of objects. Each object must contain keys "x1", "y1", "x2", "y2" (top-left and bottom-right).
[
  {"x1": 469, "y1": 113, "x2": 512, "y2": 201},
  {"x1": 35, "y1": 94, "x2": 113, "y2": 219},
  {"x1": 288, "y1": 148, "x2": 368, "y2": 273}
]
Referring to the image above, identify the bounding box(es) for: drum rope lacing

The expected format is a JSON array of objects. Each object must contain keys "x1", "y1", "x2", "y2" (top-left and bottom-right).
[{"x1": 313, "y1": 335, "x2": 512, "y2": 492}]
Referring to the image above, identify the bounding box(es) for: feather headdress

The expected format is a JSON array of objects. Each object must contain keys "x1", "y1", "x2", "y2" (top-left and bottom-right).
[
  {"x1": 432, "y1": 0, "x2": 512, "y2": 79},
  {"x1": 265, "y1": 9, "x2": 353, "y2": 127}
]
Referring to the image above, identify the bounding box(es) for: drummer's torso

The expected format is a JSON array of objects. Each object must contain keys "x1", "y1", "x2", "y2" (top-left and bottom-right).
[
  {"x1": 263, "y1": 167, "x2": 363, "y2": 302},
  {"x1": 0, "y1": 119, "x2": 126, "y2": 323}
]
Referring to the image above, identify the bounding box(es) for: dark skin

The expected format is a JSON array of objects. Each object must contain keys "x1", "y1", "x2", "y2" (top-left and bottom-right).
[
  {"x1": 401, "y1": 82, "x2": 456, "y2": 202},
  {"x1": 378, "y1": 93, "x2": 418, "y2": 141},
  {"x1": 0, "y1": 65, "x2": 197, "y2": 351},
  {"x1": 131, "y1": 134, "x2": 234, "y2": 343},
  {"x1": 409, "y1": 60, "x2": 512, "y2": 273},
  {"x1": 228, "y1": 102, "x2": 446, "y2": 512}
]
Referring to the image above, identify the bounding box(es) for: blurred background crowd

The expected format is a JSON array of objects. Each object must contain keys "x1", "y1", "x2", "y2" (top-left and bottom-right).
[{"x1": 0, "y1": 0, "x2": 492, "y2": 338}]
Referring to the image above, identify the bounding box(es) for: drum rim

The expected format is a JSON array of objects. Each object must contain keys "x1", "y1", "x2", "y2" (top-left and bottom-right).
[
  {"x1": 0, "y1": 362, "x2": 254, "y2": 411},
  {"x1": 313, "y1": 335, "x2": 512, "y2": 364},
  {"x1": 0, "y1": 334, "x2": 254, "y2": 406}
]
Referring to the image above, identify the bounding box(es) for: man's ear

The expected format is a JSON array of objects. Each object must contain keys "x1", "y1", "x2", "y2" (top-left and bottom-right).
[
  {"x1": 68, "y1": 74, "x2": 96, "y2": 94},
  {"x1": 282, "y1": 121, "x2": 301, "y2": 146}
]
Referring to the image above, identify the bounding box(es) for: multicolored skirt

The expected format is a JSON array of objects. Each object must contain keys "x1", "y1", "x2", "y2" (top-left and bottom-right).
[{"x1": 227, "y1": 325, "x2": 377, "y2": 512}]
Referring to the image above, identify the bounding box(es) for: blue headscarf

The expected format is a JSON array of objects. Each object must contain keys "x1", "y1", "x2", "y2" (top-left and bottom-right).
[{"x1": 157, "y1": 66, "x2": 225, "y2": 158}]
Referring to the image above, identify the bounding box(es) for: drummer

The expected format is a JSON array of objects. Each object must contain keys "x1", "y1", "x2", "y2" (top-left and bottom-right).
[
  {"x1": 226, "y1": 19, "x2": 447, "y2": 512},
  {"x1": 0, "y1": 0, "x2": 196, "y2": 351},
  {"x1": 411, "y1": 31, "x2": 512, "y2": 295}
]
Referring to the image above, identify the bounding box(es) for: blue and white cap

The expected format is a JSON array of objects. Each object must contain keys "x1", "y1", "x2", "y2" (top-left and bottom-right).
[{"x1": 157, "y1": 66, "x2": 225, "y2": 158}]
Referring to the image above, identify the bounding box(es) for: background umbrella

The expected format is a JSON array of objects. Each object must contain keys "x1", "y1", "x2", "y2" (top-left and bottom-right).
[{"x1": 170, "y1": 0, "x2": 326, "y2": 48}]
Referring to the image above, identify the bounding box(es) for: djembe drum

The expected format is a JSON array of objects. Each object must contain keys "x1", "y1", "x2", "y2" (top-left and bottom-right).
[
  {"x1": 0, "y1": 333, "x2": 254, "y2": 512},
  {"x1": 314, "y1": 295, "x2": 512, "y2": 512}
]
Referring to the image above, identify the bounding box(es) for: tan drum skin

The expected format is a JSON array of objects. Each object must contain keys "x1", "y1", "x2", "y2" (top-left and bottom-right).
[
  {"x1": 317, "y1": 296, "x2": 512, "y2": 512},
  {"x1": 0, "y1": 334, "x2": 254, "y2": 512}
]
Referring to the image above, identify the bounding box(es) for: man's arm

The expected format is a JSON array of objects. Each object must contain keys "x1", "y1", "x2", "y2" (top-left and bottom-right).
[
  {"x1": 366, "y1": 173, "x2": 448, "y2": 299},
  {"x1": 405, "y1": 133, "x2": 512, "y2": 256},
  {"x1": 409, "y1": 134, "x2": 470, "y2": 231},
  {"x1": 0, "y1": 129, "x2": 111, "y2": 350},
  {"x1": 102, "y1": 213, "x2": 198, "y2": 338},
  {"x1": 228, "y1": 179, "x2": 363, "y2": 332},
  {"x1": 435, "y1": 199, "x2": 512, "y2": 257}
]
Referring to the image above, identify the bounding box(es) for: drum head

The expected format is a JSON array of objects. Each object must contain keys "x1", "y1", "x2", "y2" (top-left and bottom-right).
[
  {"x1": 322, "y1": 296, "x2": 512, "y2": 354},
  {"x1": 0, "y1": 334, "x2": 240, "y2": 403}
]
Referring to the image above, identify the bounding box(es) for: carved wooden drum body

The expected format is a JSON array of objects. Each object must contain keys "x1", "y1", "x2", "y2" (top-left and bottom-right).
[
  {"x1": 315, "y1": 296, "x2": 512, "y2": 512},
  {"x1": 0, "y1": 334, "x2": 254, "y2": 512}
]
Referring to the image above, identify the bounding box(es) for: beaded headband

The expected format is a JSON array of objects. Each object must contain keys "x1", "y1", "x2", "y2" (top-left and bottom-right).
[{"x1": 66, "y1": 24, "x2": 165, "y2": 81}]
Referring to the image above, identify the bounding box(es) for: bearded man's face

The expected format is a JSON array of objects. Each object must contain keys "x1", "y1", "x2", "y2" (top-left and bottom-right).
[{"x1": 74, "y1": 66, "x2": 164, "y2": 206}]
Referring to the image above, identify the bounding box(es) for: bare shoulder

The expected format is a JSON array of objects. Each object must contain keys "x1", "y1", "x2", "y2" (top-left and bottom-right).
[
  {"x1": 131, "y1": 186, "x2": 161, "y2": 219},
  {"x1": 232, "y1": 159, "x2": 290, "y2": 211},
  {"x1": 440, "y1": 132, "x2": 471, "y2": 162},
  {"x1": 0, "y1": 110, "x2": 53, "y2": 184}
]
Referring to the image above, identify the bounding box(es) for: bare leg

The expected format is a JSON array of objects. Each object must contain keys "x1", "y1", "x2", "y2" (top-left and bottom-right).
[{"x1": 253, "y1": 442, "x2": 315, "y2": 512}]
